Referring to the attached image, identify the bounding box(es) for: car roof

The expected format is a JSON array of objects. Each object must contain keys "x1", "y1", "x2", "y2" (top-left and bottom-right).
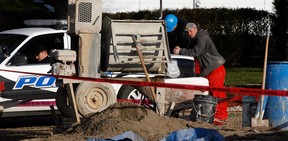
[
  {"x1": 171, "y1": 54, "x2": 194, "y2": 60},
  {"x1": 0, "y1": 27, "x2": 66, "y2": 36}
]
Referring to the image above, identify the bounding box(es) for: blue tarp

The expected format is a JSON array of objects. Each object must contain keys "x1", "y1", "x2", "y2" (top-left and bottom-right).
[
  {"x1": 86, "y1": 130, "x2": 144, "y2": 141},
  {"x1": 86, "y1": 128, "x2": 225, "y2": 141}
]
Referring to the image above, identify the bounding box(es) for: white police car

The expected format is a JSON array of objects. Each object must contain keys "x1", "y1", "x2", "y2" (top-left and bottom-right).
[
  {"x1": 0, "y1": 27, "x2": 68, "y2": 117},
  {"x1": 0, "y1": 27, "x2": 209, "y2": 118}
]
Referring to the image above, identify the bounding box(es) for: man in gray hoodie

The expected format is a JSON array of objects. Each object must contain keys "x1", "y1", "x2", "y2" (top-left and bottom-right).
[{"x1": 173, "y1": 23, "x2": 227, "y2": 125}]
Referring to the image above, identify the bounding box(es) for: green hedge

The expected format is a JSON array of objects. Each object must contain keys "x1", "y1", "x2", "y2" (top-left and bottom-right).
[{"x1": 104, "y1": 8, "x2": 276, "y2": 67}]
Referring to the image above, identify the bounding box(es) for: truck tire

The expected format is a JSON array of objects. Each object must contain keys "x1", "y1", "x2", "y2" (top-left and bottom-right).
[
  {"x1": 56, "y1": 87, "x2": 74, "y2": 118},
  {"x1": 76, "y1": 82, "x2": 116, "y2": 116},
  {"x1": 117, "y1": 85, "x2": 154, "y2": 102}
]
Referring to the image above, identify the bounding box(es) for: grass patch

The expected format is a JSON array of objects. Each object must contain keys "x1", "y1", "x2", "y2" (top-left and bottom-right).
[{"x1": 225, "y1": 67, "x2": 263, "y2": 86}]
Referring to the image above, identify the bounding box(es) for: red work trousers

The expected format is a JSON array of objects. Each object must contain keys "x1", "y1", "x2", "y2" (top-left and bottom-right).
[{"x1": 205, "y1": 65, "x2": 228, "y2": 120}]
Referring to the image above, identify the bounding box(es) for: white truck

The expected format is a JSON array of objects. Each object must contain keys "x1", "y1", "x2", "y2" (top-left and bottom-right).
[{"x1": 0, "y1": 0, "x2": 209, "y2": 118}]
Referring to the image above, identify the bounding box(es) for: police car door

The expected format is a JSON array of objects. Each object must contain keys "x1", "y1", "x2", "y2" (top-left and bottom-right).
[{"x1": 1, "y1": 33, "x2": 65, "y2": 100}]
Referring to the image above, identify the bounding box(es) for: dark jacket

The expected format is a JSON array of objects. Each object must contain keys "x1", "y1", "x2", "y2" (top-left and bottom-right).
[
  {"x1": 179, "y1": 29, "x2": 225, "y2": 76},
  {"x1": 167, "y1": 19, "x2": 191, "y2": 53},
  {"x1": 39, "y1": 56, "x2": 50, "y2": 63}
]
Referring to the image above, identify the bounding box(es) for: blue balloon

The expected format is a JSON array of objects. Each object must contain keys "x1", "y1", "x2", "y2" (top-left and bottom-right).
[{"x1": 164, "y1": 14, "x2": 178, "y2": 32}]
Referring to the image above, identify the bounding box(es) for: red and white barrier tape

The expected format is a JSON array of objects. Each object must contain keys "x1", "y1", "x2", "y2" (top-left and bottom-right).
[{"x1": 0, "y1": 69, "x2": 287, "y2": 97}]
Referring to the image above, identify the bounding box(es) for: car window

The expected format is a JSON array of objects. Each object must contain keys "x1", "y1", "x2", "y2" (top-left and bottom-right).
[
  {"x1": 8, "y1": 33, "x2": 65, "y2": 65},
  {"x1": 0, "y1": 34, "x2": 27, "y2": 64},
  {"x1": 174, "y1": 58, "x2": 195, "y2": 78}
]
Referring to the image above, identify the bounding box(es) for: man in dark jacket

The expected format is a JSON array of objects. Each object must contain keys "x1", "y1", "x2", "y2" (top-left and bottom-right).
[
  {"x1": 164, "y1": 14, "x2": 191, "y2": 53},
  {"x1": 173, "y1": 23, "x2": 227, "y2": 125},
  {"x1": 35, "y1": 45, "x2": 50, "y2": 63}
]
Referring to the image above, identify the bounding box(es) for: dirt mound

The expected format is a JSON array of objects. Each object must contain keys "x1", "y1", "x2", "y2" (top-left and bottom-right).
[{"x1": 70, "y1": 102, "x2": 214, "y2": 140}]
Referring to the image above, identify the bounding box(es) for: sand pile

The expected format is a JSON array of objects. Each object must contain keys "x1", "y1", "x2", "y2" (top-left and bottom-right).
[{"x1": 65, "y1": 102, "x2": 213, "y2": 140}]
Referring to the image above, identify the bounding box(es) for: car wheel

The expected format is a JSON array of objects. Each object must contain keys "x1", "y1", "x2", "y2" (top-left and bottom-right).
[
  {"x1": 117, "y1": 85, "x2": 154, "y2": 102},
  {"x1": 76, "y1": 82, "x2": 116, "y2": 117},
  {"x1": 55, "y1": 87, "x2": 74, "y2": 118}
]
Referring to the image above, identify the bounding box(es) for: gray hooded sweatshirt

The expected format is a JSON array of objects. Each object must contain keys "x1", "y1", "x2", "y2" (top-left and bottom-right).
[{"x1": 179, "y1": 29, "x2": 225, "y2": 76}]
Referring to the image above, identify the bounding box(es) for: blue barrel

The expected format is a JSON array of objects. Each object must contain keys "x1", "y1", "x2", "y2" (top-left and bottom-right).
[{"x1": 265, "y1": 61, "x2": 288, "y2": 130}]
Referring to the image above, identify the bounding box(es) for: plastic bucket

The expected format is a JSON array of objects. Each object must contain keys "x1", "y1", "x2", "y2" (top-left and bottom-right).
[
  {"x1": 190, "y1": 95, "x2": 217, "y2": 123},
  {"x1": 264, "y1": 61, "x2": 288, "y2": 130}
]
